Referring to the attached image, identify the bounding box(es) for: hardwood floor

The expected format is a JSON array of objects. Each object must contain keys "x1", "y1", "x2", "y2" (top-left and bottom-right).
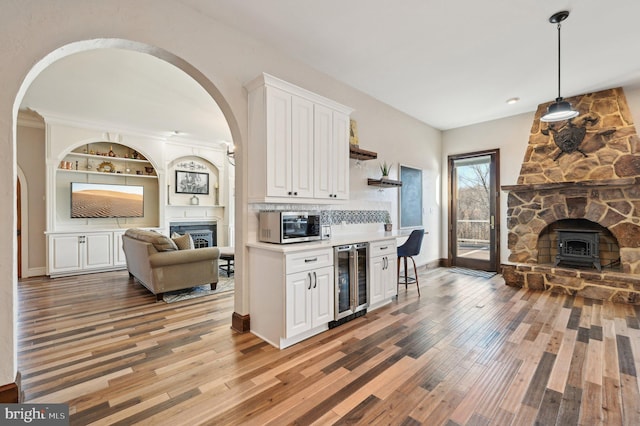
[{"x1": 18, "y1": 268, "x2": 640, "y2": 425}]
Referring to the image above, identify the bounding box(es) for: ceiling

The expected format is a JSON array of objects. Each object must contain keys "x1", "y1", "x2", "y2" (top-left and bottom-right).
[
  {"x1": 182, "y1": 0, "x2": 640, "y2": 130},
  {"x1": 21, "y1": 0, "x2": 640, "y2": 142}
]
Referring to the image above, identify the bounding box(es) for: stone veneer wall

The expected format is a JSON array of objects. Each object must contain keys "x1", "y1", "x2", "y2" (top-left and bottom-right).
[
  {"x1": 502, "y1": 88, "x2": 640, "y2": 304},
  {"x1": 517, "y1": 88, "x2": 640, "y2": 184}
]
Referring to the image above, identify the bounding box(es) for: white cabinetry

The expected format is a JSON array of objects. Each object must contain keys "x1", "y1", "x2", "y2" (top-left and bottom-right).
[
  {"x1": 48, "y1": 231, "x2": 118, "y2": 277},
  {"x1": 246, "y1": 73, "x2": 353, "y2": 203},
  {"x1": 113, "y1": 230, "x2": 127, "y2": 266},
  {"x1": 285, "y1": 265, "x2": 334, "y2": 338},
  {"x1": 263, "y1": 86, "x2": 315, "y2": 199},
  {"x1": 249, "y1": 246, "x2": 334, "y2": 349},
  {"x1": 369, "y1": 239, "x2": 398, "y2": 309},
  {"x1": 313, "y1": 105, "x2": 350, "y2": 200}
]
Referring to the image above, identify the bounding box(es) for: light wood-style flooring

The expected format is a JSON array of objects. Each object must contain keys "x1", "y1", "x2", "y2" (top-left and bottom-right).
[{"x1": 18, "y1": 268, "x2": 640, "y2": 425}]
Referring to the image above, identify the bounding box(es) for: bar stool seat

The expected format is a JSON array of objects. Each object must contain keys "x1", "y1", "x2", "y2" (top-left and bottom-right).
[{"x1": 218, "y1": 246, "x2": 234, "y2": 276}]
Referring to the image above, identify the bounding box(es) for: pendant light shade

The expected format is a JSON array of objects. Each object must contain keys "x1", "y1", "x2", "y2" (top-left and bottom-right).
[{"x1": 541, "y1": 11, "x2": 579, "y2": 123}]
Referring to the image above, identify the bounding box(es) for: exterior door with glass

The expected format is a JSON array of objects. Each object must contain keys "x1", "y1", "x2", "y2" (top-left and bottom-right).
[{"x1": 448, "y1": 150, "x2": 500, "y2": 272}]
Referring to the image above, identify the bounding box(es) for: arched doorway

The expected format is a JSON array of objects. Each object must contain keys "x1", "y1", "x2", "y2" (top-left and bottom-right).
[{"x1": 10, "y1": 39, "x2": 246, "y2": 396}]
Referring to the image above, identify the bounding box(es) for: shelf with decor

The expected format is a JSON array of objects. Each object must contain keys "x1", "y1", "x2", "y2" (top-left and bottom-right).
[
  {"x1": 367, "y1": 178, "x2": 402, "y2": 187},
  {"x1": 349, "y1": 145, "x2": 378, "y2": 161},
  {"x1": 60, "y1": 145, "x2": 156, "y2": 177},
  {"x1": 57, "y1": 168, "x2": 158, "y2": 179}
]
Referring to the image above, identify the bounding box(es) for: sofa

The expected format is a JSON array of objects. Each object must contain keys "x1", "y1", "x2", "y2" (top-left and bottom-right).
[{"x1": 122, "y1": 228, "x2": 220, "y2": 300}]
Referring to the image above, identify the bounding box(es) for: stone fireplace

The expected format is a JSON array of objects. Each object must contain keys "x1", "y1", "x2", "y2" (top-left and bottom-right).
[{"x1": 502, "y1": 88, "x2": 640, "y2": 304}]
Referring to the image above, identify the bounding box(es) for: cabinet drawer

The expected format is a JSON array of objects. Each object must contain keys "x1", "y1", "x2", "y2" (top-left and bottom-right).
[
  {"x1": 369, "y1": 239, "x2": 396, "y2": 257},
  {"x1": 286, "y1": 248, "x2": 333, "y2": 274}
]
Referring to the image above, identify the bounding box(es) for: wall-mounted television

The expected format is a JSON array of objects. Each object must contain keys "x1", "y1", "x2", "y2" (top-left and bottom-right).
[{"x1": 70, "y1": 182, "x2": 144, "y2": 218}]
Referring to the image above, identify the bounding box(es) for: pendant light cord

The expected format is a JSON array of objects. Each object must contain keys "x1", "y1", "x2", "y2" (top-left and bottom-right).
[{"x1": 556, "y1": 22, "x2": 562, "y2": 101}]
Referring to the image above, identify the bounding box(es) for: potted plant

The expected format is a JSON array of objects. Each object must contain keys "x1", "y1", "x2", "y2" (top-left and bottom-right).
[
  {"x1": 380, "y1": 161, "x2": 392, "y2": 179},
  {"x1": 383, "y1": 211, "x2": 393, "y2": 232}
]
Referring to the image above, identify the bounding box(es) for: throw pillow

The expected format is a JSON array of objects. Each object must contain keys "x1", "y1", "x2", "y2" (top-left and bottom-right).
[{"x1": 171, "y1": 232, "x2": 195, "y2": 250}]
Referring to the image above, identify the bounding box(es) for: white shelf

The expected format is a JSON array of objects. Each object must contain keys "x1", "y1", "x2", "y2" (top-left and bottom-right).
[
  {"x1": 57, "y1": 169, "x2": 158, "y2": 179},
  {"x1": 66, "y1": 152, "x2": 151, "y2": 164}
]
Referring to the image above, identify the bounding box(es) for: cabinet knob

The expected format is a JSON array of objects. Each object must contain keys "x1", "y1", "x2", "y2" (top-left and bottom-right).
[
  {"x1": 294, "y1": 192, "x2": 298, "y2": 196},
  {"x1": 288, "y1": 191, "x2": 292, "y2": 195}
]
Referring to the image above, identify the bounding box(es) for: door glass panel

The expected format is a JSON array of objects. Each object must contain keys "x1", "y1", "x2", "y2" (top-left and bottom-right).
[
  {"x1": 454, "y1": 155, "x2": 491, "y2": 262},
  {"x1": 336, "y1": 249, "x2": 351, "y2": 315}
]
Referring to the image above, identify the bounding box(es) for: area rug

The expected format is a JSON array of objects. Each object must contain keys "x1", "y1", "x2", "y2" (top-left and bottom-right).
[
  {"x1": 163, "y1": 276, "x2": 234, "y2": 303},
  {"x1": 448, "y1": 267, "x2": 497, "y2": 279}
]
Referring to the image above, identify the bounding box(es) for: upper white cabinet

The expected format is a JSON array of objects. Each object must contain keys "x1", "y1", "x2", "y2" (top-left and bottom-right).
[
  {"x1": 246, "y1": 73, "x2": 353, "y2": 203},
  {"x1": 314, "y1": 106, "x2": 350, "y2": 200}
]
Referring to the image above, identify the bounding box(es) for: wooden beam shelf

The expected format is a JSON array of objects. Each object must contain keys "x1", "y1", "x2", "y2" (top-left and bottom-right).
[
  {"x1": 350, "y1": 145, "x2": 378, "y2": 161},
  {"x1": 368, "y1": 178, "x2": 402, "y2": 187}
]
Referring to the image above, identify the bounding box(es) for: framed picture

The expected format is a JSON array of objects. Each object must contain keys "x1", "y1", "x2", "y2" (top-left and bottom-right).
[{"x1": 175, "y1": 170, "x2": 209, "y2": 194}]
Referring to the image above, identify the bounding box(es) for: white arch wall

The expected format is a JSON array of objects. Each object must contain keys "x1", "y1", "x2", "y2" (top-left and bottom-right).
[{"x1": 1, "y1": 1, "x2": 442, "y2": 387}]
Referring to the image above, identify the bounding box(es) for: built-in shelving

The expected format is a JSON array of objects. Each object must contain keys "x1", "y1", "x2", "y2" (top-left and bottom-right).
[
  {"x1": 57, "y1": 169, "x2": 157, "y2": 178},
  {"x1": 59, "y1": 145, "x2": 156, "y2": 177},
  {"x1": 367, "y1": 178, "x2": 402, "y2": 187},
  {"x1": 350, "y1": 145, "x2": 378, "y2": 161}
]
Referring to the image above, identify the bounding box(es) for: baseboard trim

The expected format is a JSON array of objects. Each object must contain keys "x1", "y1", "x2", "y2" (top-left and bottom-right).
[
  {"x1": 0, "y1": 372, "x2": 22, "y2": 403},
  {"x1": 231, "y1": 312, "x2": 250, "y2": 333}
]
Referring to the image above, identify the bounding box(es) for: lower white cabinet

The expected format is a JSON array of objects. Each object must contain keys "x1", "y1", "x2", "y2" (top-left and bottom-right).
[
  {"x1": 47, "y1": 231, "x2": 125, "y2": 277},
  {"x1": 369, "y1": 239, "x2": 398, "y2": 309},
  {"x1": 113, "y1": 230, "x2": 127, "y2": 266},
  {"x1": 285, "y1": 265, "x2": 334, "y2": 338},
  {"x1": 249, "y1": 246, "x2": 334, "y2": 349}
]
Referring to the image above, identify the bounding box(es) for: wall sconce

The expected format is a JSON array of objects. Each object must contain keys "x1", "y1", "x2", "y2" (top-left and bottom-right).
[{"x1": 226, "y1": 143, "x2": 235, "y2": 166}]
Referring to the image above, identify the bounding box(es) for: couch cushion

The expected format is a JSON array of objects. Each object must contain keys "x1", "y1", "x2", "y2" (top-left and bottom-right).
[
  {"x1": 125, "y1": 228, "x2": 178, "y2": 251},
  {"x1": 171, "y1": 232, "x2": 195, "y2": 250}
]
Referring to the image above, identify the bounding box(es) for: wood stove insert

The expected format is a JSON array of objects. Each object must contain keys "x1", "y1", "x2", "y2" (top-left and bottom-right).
[{"x1": 554, "y1": 229, "x2": 601, "y2": 271}]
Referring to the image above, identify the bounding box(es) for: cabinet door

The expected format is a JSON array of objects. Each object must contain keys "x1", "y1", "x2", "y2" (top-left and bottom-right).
[
  {"x1": 384, "y1": 254, "x2": 398, "y2": 299},
  {"x1": 331, "y1": 111, "x2": 350, "y2": 200},
  {"x1": 49, "y1": 235, "x2": 82, "y2": 273},
  {"x1": 84, "y1": 233, "x2": 113, "y2": 270},
  {"x1": 313, "y1": 104, "x2": 333, "y2": 199},
  {"x1": 291, "y1": 96, "x2": 314, "y2": 198},
  {"x1": 369, "y1": 256, "x2": 385, "y2": 307},
  {"x1": 311, "y1": 265, "x2": 334, "y2": 327},
  {"x1": 113, "y1": 230, "x2": 127, "y2": 266},
  {"x1": 285, "y1": 270, "x2": 312, "y2": 338},
  {"x1": 266, "y1": 86, "x2": 292, "y2": 198}
]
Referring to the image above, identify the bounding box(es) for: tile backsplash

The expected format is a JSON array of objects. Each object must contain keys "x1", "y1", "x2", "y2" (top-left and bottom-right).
[{"x1": 322, "y1": 209, "x2": 389, "y2": 225}]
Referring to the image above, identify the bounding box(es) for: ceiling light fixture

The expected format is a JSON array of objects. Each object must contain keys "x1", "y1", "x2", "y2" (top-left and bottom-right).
[
  {"x1": 541, "y1": 10, "x2": 579, "y2": 122},
  {"x1": 506, "y1": 97, "x2": 520, "y2": 105}
]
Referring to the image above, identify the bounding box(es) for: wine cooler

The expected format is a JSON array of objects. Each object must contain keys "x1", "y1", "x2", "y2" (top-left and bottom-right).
[{"x1": 334, "y1": 242, "x2": 369, "y2": 320}]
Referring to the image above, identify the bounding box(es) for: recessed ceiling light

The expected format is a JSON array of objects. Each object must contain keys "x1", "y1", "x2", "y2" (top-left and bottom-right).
[{"x1": 506, "y1": 97, "x2": 520, "y2": 105}]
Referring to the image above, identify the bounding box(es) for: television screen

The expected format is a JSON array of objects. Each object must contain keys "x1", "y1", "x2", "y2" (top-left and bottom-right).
[{"x1": 71, "y1": 182, "x2": 144, "y2": 218}]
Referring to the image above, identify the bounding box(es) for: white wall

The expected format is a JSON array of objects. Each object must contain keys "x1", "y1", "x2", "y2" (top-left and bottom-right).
[{"x1": 0, "y1": 0, "x2": 439, "y2": 386}]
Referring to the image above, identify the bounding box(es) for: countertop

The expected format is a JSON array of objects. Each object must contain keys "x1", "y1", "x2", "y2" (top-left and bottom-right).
[{"x1": 247, "y1": 229, "x2": 425, "y2": 253}]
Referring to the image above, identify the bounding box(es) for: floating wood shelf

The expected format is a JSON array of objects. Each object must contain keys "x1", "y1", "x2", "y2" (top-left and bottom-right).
[
  {"x1": 350, "y1": 145, "x2": 378, "y2": 160},
  {"x1": 368, "y1": 178, "x2": 402, "y2": 187}
]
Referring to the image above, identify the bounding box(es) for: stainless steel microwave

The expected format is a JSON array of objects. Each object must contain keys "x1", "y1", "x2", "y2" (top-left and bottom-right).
[{"x1": 259, "y1": 211, "x2": 322, "y2": 244}]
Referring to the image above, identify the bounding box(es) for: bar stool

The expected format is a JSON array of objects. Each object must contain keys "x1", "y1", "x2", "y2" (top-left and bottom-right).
[{"x1": 397, "y1": 229, "x2": 424, "y2": 295}]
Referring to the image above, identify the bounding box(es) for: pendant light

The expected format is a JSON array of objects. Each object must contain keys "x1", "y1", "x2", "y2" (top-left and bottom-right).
[{"x1": 541, "y1": 11, "x2": 579, "y2": 122}]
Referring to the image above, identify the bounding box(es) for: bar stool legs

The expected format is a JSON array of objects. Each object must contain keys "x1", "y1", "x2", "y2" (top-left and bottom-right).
[{"x1": 397, "y1": 255, "x2": 420, "y2": 296}]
